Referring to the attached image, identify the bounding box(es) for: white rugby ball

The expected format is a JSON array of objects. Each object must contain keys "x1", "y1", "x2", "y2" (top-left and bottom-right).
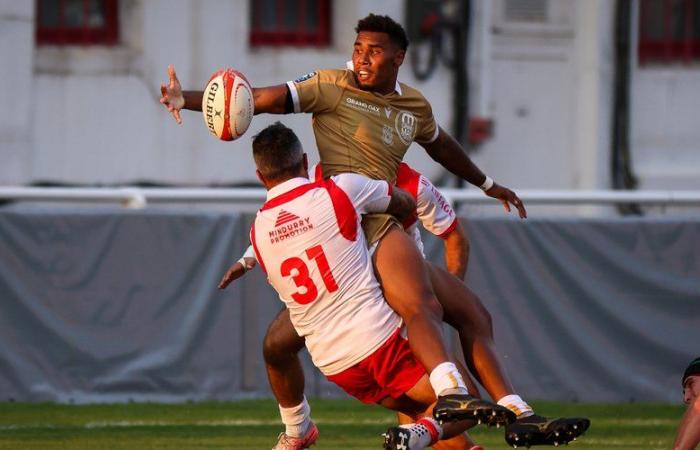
[{"x1": 202, "y1": 68, "x2": 254, "y2": 141}]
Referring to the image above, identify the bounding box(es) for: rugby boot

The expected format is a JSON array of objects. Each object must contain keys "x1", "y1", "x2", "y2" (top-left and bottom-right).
[
  {"x1": 272, "y1": 421, "x2": 319, "y2": 450},
  {"x1": 504, "y1": 414, "x2": 590, "y2": 447},
  {"x1": 433, "y1": 393, "x2": 516, "y2": 426},
  {"x1": 382, "y1": 426, "x2": 416, "y2": 450}
]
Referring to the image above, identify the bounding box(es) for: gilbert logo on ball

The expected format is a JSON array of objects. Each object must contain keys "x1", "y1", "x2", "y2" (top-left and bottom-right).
[{"x1": 202, "y1": 68, "x2": 254, "y2": 141}]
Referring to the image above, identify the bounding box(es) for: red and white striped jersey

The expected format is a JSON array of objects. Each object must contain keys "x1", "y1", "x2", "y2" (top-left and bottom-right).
[
  {"x1": 250, "y1": 174, "x2": 402, "y2": 376},
  {"x1": 311, "y1": 163, "x2": 457, "y2": 255}
]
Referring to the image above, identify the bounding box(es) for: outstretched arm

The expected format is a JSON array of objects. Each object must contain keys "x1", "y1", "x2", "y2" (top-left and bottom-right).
[
  {"x1": 420, "y1": 127, "x2": 527, "y2": 218},
  {"x1": 159, "y1": 65, "x2": 290, "y2": 123}
]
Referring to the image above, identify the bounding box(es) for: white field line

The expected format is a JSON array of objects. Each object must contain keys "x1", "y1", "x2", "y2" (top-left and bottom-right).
[
  {"x1": 0, "y1": 418, "x2": 396, "y2": 430},
  {"x1": 0, "y1": 417, "x2": 678, "y2": 430}
]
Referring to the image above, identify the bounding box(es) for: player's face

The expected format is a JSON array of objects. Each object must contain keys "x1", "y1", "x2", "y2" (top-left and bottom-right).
[
  {"x1": 683, "y1": 376, "x2": 700, "y2": 404},
  {"x1": 352, "y1": 31, "x2": 405, "y2": 94}
]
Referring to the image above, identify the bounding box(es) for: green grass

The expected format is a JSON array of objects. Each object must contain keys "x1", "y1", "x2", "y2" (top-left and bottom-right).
[{"x1": 0, "y1": 399, "x2": 685, "y2": 449}]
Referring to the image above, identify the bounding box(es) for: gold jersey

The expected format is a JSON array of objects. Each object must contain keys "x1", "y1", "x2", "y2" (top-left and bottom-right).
[{"x1": 287, "y1": 69, "x2": 439, "y2": 184}]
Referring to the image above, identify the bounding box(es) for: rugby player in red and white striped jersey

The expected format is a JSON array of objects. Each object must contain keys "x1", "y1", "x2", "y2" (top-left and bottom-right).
[{"x1": 246, "y1": 122, "x2": 504, "y2": 450}]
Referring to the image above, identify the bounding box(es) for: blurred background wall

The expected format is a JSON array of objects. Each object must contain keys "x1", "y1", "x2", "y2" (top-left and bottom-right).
[{"x1": 1, "y1": 0, "x2": 699, "y2": 193}]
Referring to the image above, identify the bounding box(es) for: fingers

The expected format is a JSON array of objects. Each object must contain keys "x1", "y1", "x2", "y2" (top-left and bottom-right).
[
  {"x1": 218, "y1": 263, "x2": 247, "y2": 290},
  {"x1": 501, "y1": 200, "x2": 511, "y2": 213},
  {"x1": 168, "y1": 64, "x2": 177, "y2": 84},
  {"x1": 510, "y1": 193, "x2": 527, "y2": 219},
  {"x1": 218, "y1": 267, "x2": 237, "y2": 290},
  {"x1": 218, "y1": 275, "x2": 232, "y2": 290},
  {"x1": 173, "y1": 109, "x2": 182, "y2": 124},
  {"x1": 160, "y1": 85, "x2": 169, "y2": 104}
]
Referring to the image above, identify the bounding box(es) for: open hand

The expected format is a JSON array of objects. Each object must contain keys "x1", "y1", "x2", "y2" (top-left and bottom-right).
[
  {"x1": 485, "y1": 183, "x2": 527, "y2": 219},
  {"x1": 159, "y1": 64, "x2": 185, "y2": 124},
  {"x1": 218, "y1": 257, "x2": 257, "y2": 290}
]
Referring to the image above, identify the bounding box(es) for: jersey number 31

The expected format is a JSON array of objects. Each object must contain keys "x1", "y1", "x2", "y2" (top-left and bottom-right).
[{"x1": 281, "y1": 245, "x2": 339, "y2": 304}]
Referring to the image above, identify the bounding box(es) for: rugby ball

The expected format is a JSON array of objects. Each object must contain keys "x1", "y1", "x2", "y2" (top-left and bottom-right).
[{"x1": 202, "y1": 68, "x2": 254, "y2": 141}]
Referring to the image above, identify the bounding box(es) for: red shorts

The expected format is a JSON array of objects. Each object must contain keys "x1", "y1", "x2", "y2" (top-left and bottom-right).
[{"x1": 326, "y1": 328, "x2": 426, "y2": 404}]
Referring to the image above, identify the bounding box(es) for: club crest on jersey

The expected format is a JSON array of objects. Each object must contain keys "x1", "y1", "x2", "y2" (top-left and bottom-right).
[
  {"x1": 294, "y1": 72, "x2": 317, "y2": 83},
  {"x1": 395, "y1": 111, "x2": 417, "y2": 144},
  {"x1": 382, "y1": 125, "x2": 394, "y2": 146},
  {"x1": 270, "y1": 210, "x2": 314, "y2": 244}
]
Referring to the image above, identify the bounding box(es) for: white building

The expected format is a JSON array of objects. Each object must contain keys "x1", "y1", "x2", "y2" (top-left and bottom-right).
[{"x1": 1, "y1": 0, "x2": 699, "y2": 199}]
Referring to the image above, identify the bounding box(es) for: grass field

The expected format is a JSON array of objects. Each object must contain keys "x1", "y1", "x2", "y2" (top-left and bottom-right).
[{"x1": 0, "y1": 399, "x2": 684, "y2": 449}]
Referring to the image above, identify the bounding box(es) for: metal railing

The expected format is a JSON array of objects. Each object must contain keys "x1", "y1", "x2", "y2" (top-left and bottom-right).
[{"x1": 2, "y1": 186, "x2": 700, "y2": 208}]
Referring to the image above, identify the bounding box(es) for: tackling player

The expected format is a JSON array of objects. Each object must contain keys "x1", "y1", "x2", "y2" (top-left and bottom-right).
[
  {"x1": 159, "y1": 13, "x2": 589, "y2": 447},
  {"x1": 220, "y1": 162, "x2": 483, "y2": 449},
  {"x1": 249, "y1": 122, "x2": 500, "y2": 450}
]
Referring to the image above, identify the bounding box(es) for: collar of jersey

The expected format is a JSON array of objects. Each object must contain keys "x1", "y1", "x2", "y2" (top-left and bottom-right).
[
  {"x1": 262, "y1": 177, "x2": 317, "y2": 211},
  {"x1": 345, "y1": 61, "x2": 402, "y2": 95}
]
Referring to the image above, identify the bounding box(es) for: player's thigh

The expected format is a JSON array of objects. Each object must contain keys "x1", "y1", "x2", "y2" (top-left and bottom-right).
[
  {"x1": 426, "y1": 262, "x2": 492, "y2": 334},
  {"x1": 373, "y1": 226, "x2": 439, "y2": 316},
  {"x1": 263, "y1": 308, "x2": 305, "y2": 361}
]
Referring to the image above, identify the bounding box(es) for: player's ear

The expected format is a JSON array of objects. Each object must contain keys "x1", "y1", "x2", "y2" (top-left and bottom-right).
[
  {"x1": 394, "y1": 48, "x2": 405, "y2": 67},
  {"x1": 302, "y1": 153, "x2": 309, "y2": 172},
  {"x1": 255, "y1": 169, "x2": 268, "y2": 188}
]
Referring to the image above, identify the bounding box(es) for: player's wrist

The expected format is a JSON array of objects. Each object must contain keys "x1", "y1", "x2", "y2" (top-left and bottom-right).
[{"x1": 479, "y1": 175, "x2": 494, "y2": 191}]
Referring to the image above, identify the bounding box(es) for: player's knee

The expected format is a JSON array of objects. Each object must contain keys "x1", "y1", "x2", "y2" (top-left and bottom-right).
[
  {"x1": 262, "y1": 328, "x2": 302, "y2": 365},
  {"x1": 401, "y1": 294, "x2": 444, "y2": 322},
  {"x1": 473, "y1": 300, "x2": 493, "y2": 337}
]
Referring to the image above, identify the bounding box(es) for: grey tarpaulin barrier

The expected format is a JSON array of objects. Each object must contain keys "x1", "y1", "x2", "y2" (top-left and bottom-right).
[
  {"x1": 0, "y1": 207, "x2": 698, "y2": 403},
  {"x1": 422, "y1": 216, "x2": 700, "y2": 403}
]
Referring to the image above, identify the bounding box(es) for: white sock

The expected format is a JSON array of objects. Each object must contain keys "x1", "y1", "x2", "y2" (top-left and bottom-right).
[
  {"x1": 400, "y1": 417, "x2": 442, "y2": 449},
  {"x1": 278, "y1": 397, "x2": 312, "y2": 438},
  {"x1": 497, "y1": 394, "x2": 534, "y2": 418},
  {"x1": 429, "y1": 362, "x2": 468, "y2": 396}
]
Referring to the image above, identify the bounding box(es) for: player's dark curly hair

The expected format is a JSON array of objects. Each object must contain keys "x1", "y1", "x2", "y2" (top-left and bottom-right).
[
  {"x1": 355, "y1": 14, "x2": 409, "y2": 51},
  {"x1": 252, "y1": 122, "x2": 304, "y2": 182}
]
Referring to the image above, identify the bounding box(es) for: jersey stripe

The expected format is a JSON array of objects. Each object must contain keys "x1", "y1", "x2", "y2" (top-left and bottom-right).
[
  {"x1": 324, "y1": 178, "x2": 358, "y2": 241},
  {"x1": 249, "y1": 222, "x2": 267, "y2": 274},
  {"x1": 395, "y1": 162, "x2": 420, "y2": 229},
  {"x1": 261, "y1": 180, "x2": 322, "y2": 211},
  {"x1": 286, "y1": 81, "x2": 301, "y2": 113},
  {"x1": 437, "y1": 218, "x2": 457, "y2": 239}
]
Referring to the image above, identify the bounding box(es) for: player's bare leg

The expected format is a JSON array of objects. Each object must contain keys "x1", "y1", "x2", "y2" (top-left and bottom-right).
[
  {"x1": 426, "y1": 262, "x2": 590, "y2": 446},
  {"x1": 426, "y1": 263, "x2": 515, "y2": 401},
  {"x1": 372, "y1": 226, "x2": 451, "y2": 372},
  {"x1": 373, "y1": 225, "x2": 514, "y2": 425},
  {"x1": 264, "y1": 310, "x2": 319, "y2": 450},
  {"x1": 263, "y1": 309, "x2": 306, "y2": 407}
]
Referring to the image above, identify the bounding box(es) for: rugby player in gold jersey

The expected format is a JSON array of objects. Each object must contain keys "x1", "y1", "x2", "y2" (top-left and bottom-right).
[{"x1": 159, "y1": 13, "x2": 589, "y2": 449}]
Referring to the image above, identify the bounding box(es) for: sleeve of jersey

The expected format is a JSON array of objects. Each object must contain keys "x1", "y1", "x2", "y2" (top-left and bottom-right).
[
  {"x1": 416, "y1": 176, "x2": 457, "y2": 238},
  {"x1": 332, "y1": 173, "x2": 392, "y2": 214},
  {"x1": 249, "y1": 223, "x2": 267, "y2": 273},
  {"x1": 242, "y1": 244, "x2": 257, "y2": 261},
  {"x1": 413, "y1": 97, "x2": 440, "y2": 144},
  {"x1": 286, "y1": 69, "x2": 344, "y2": 114}
]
